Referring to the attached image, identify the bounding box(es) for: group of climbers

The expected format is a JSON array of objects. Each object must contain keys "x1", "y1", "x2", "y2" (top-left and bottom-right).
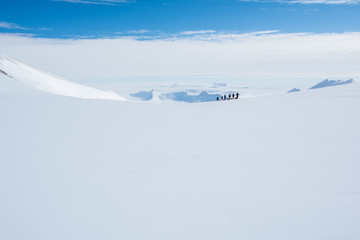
[{"x1": 216, "y1": 92, "x2": 239, "y2": 101}]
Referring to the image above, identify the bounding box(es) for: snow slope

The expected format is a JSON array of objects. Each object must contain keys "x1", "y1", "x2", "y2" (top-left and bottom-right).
[
  {"x1": 0, "y1": 75, "x2": 360, "y2": 240},
  {"x1": 0, "y1": 56, "x2": 125, "y2": 100}
]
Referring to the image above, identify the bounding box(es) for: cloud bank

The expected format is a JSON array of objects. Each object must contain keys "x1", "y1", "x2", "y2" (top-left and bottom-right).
[
  {"x1": 0, "y1": 31, "x2": 359, "y2": 82},
  {"x1": 0, "y1": 22, "x2": 26, "y2": 30}
]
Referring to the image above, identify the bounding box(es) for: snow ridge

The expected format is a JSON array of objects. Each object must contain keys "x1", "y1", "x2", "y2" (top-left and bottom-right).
[
  {"x1": 0, "y1": 56, "x2": 126, "y2": 101},
  {"x1": 309, "y1": 79, "x2": 354, "y2": 90},
  {"x1": 287, "y1": 88, "x2": 301, "y2": 93},
  {"x1": 162, "y1": 91, "x2": 221, "y2": 103},
  {"x1": 131, "y1": 89, "x2": 221, "y2": 103},
  {"x1": 130, "y1": 89, "x2": 154, "y2": 101}
]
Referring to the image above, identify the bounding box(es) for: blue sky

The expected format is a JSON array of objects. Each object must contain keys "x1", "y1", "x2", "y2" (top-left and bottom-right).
[{"x1": 1, "y1": 0, "x2": 360, "y2": 39}]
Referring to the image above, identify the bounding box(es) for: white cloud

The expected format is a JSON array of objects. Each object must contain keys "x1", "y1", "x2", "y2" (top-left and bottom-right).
[
  {"x1": 126, "y1": 29, "x2": 151, "y2": 34},
  {"x1": 0, "y1": 22, "x2": 26, "y2": 30},
  {"x1": 0, "y1": 31, "x2": 360, "y2": 82},
  {"x1": 0, "y1": 33, "x2": 36, "y2": 37},
  {"x1": 179, "y1": 30, "x2": 217, "y2": 36},
  {"x1": 171, "y1": 30, "x2": 280, "y2": 41},
  {"x1": 0, "y1": 22, "x2": 52, "y2": 31},
  {"x1": 38, "y1": 28, "x2": 53, "y2": 31},
  {"x1": 239, "y1": 0, "x2": 360, "y2": 4},
  {"x1": 52, "y1": 0, "x2": 131, "y2": 5}
]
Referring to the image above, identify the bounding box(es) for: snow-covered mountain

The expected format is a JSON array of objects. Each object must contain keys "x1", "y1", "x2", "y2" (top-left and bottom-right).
[
  {"x1": 309, "y1": 79, "x2": 354, "y2": 90},
  {"x1": 0, "y1": 56, "x2": 125, "y2": 100},
  {"x1": 287, "y1": 88, "x2": 301, "y2": 93}
]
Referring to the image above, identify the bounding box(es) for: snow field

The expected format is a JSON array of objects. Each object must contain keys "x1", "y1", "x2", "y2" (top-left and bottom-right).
[
  {"x1": 0, "y1": 76, "x2": 359, "y2": 239},
  {"x1": 0, "y1": 56, "x2": 125, "y2": 100}
]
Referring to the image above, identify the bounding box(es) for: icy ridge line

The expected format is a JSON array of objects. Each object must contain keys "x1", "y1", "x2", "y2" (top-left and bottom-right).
[
  {"x1": 0, "y1": 55, "x2": 126, "y2": 101},
  {"x1": 309, "y1": 79, "x2": 355, "y2": 90},
  {"x1": 287, "y1": 78, "x2": 357, "y2": 93}
]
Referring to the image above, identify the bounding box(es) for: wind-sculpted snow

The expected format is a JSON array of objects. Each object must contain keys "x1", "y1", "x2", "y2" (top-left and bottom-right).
[
  {"x1": 130, "y1": 89, "x2": 154, "y2": 101},
  {"x1": 162, "y1": 91, "x2": 221, "y2": 103},
  {"x1": 131, "y1": 89, "x2": 221, "y2": 103},
  {"x1": 0, "y1": 69, "x2": 11, "y2": 77},
  {"x1": 0, "y1": 56, "x2": 126, "y2": 100},
  {"x1": 168, "y1": 91, "x2": 221, "y2": 103},
  {"x1": 309, "y1": 79, "x2": 354, "y2": 90}
]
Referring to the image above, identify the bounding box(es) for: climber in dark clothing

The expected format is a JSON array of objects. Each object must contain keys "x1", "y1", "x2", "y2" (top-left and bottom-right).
[
  {"x1": 228, "y1": 93, "x2": 232, "y2": 100},
  {"x1": 236, "y1": 92, "x2": 239, "y2": 99},
  {"x1": 232, "y1": 93, "x2": 235, "y2": 99}
]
